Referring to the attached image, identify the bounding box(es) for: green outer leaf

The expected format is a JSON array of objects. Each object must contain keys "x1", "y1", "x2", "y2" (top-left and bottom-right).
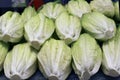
[
  {"x1": 0, "y1": 41, "x2": 9, "y2": 71},
  {"x1": 114, "y1": 1, "x2": 120, "y2": 21},
  {"x1": 21, "y1": 6, "x2": 37, "y2": 23}
]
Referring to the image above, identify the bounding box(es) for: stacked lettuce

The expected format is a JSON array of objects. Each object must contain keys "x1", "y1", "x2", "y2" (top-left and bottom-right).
[{"x1": 0, "y1": 0, "x2": 119, "y2": 80}]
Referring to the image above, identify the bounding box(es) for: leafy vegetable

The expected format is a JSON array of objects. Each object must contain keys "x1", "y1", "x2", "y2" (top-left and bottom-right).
[
  {"x1": 102, "y1": 26, "x2": 120, "y2": 77},
  {"x1": 37, "y1": 39, "x2": 72, "y2": 80},
  {"x1": 113, "y1": 1, "x2": 120, "y2": 21},
  {"x1": 90, "y1": 0, "x2": 115, "y2": 17},
  {"x1": 0, "y1": 11, "x2": 24, "y2": 43},
  {"x1": 24, "y1": 13, "x2": 55, "y2": 50},
  {"x1": 72, "y1": 33, "x2": 102, "y2": 80},
  {"x1": 55, "y1": 12, "x2": 81, "y2": 44},
  {"x1": 0, "y1": 42, "x2": 9, "y2": 71},
  {"x1": 66, "y1": 0, "x2": 91, "y2": 18},
  {"x1": 4, "y1": 43, "x2": 37, "y2": 80},
  {"x1": 40, "y1": 2, "x2": 66, "y2": 19},
  {"x1": 81, "y1": 12, "x2": 116, "y2": 41},
  {"x1": 21, "y1": 6, "x2": 37, "y2": 23}
]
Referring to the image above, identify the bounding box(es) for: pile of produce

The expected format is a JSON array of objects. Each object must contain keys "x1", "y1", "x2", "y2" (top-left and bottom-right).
[{"x1": 0, "y1": 0, "x2": 119, "y2": 80}]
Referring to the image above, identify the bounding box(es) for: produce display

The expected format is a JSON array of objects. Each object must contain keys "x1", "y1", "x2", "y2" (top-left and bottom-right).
[{"x1": 0, "y1": 0, "x2": 119, "y2": 80}]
